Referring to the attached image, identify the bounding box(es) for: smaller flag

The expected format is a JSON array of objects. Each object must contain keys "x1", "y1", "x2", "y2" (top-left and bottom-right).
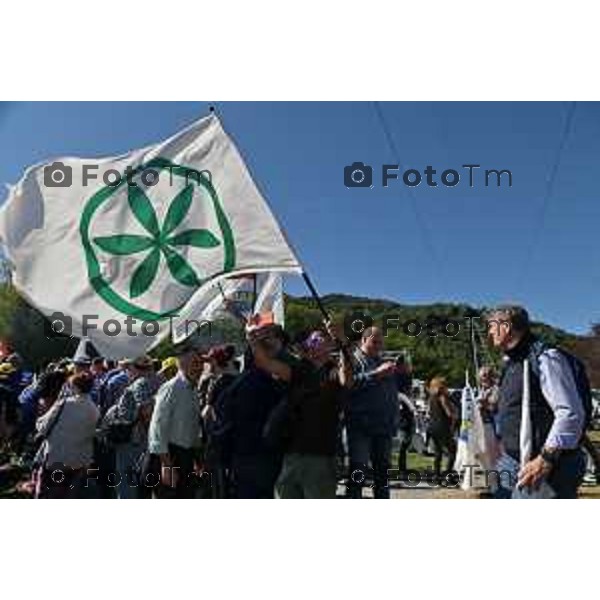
[{"x1": 171, "y1": 272, "x2": 284, "y2": 343}]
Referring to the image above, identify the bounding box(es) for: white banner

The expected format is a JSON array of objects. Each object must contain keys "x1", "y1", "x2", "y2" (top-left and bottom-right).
[{"x1": 171, "y1": 272, "x2": 285, "y2": 343}]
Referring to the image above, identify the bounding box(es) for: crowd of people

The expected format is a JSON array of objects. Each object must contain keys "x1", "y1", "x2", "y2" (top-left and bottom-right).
[{"x1": 0, "y1": 303, "x2": 595, "y2": 499}]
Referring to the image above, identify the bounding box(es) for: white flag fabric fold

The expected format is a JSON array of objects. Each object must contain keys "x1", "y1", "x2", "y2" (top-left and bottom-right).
[
  {"x1": 255, "y1": 271, "x2": 285, "y2": 326},
  {"x1": 0, "y1": 114, "x2": 301, "y2": 357},
  {"x1": 170, "y1": 271, "x2": 285, "y2": 343},
  {"x1": 513, "y1": 358, "x2": 556, "y2": 498},
  {"x1": 520, "y1": 358, "x2": 533, "y2": 465}
]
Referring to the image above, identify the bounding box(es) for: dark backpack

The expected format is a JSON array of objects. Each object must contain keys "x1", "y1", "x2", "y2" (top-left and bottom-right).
[{"x1": 528, "y1": 340, "x2": 593, "y2": 434}]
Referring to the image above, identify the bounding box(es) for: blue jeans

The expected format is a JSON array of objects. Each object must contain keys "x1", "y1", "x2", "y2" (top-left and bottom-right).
[
  {"x1": 115, "y1": 443, "x2": 143, "y2": 499},
  {"x1": 347, "y1": 428, "x2": 393, "y2": 499},
  {"x1": 512, "y1": 450, "x2": 586, "y2": 499}
]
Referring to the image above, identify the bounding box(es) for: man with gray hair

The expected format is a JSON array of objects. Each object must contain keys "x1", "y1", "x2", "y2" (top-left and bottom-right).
[
  {"x1": 346, "y1": 326, "x2": 400, "y2": 499},
  {"x1": 486, "y1": 305, "x2": 588, "y2": 498},
  {"x1": 147, "y1": 342, "x2": 207, "y2": 498}
]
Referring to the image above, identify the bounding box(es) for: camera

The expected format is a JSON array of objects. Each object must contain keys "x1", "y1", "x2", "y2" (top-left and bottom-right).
[
  {"x1": 43, "y1": 161, "x2": 72, "y2": 187},
  {"x1": 343, "y1": 312, "x2": 374, "y2": 342},
  {"x1": 344, "y1": 162, "x2": 373, "y2": 188},
  {"x1": 45, "y1": 312, "x2": 73, "y2": 339}
]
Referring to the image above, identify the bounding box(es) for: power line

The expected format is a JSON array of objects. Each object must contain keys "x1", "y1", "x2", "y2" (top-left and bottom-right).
[
  {"x1": 516, "y1": 101, "x2": 577, "y2": 292},
  {"x1": 371, "y1": 101, "x2": 446, "y2": 286}
]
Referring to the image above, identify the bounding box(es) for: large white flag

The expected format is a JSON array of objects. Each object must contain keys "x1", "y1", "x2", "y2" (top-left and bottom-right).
[{"x1": 0, "y1": 114, "x2": 302, "y2": 357}]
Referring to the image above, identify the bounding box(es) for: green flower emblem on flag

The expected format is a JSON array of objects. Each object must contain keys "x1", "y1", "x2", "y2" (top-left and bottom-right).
[
  {"x1": 94, "y1": 184, "x2": 219, "y2": 298},
  {"x1": 80, "y1": 159, "x2": 236, "y2": 321}
]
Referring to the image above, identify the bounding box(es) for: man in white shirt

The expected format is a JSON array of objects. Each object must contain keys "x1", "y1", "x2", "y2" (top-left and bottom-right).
[{"x1": 147, "y1": 347, "x2": 206, "y2": 498}]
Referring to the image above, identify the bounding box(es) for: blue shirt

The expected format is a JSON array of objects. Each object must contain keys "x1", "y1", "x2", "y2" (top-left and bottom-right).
[
  {"x1": 213, "y1": 367, "x2": 285, "y2": 458},
  {"x1": 18, "y1": 382, "x2": 42, "y2": 427},
  {"x1": 537, "y1": 349, "x2": 585, "y2": 450},
  {"x1": 104, "y1": 369, "x2": 130, "y2": 409},
  {"x1": 346, "y1": 348, "x2": 400, "y2": 436}
]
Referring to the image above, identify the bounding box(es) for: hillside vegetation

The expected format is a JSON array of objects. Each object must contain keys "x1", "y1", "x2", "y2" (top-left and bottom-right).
[
  {"x1": 286, "y1": 294, "x2": 595, "y2": 387},
  {"x1": 2, "y1": 283, "x2": 599, "y2": 388}
]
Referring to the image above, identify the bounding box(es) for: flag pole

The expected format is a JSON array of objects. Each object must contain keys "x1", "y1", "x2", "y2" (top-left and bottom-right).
[
  {"x1": 470, "y1": 316, "x2": 480, "y2": 389},
  {"x1": 251, "y1": 273, "x2": 258, "y2": 314},
  {"x1": 302, "y1": 271, "x2": 353, "y2": 361},
  {"x1": 302, "y1": 272, "x2": 330, "y2": 322}
]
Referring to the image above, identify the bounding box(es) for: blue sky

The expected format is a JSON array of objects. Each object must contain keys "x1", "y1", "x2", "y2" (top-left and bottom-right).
[{"x1": 0, "y1": 101, "x2": 599, "y2": 334}]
